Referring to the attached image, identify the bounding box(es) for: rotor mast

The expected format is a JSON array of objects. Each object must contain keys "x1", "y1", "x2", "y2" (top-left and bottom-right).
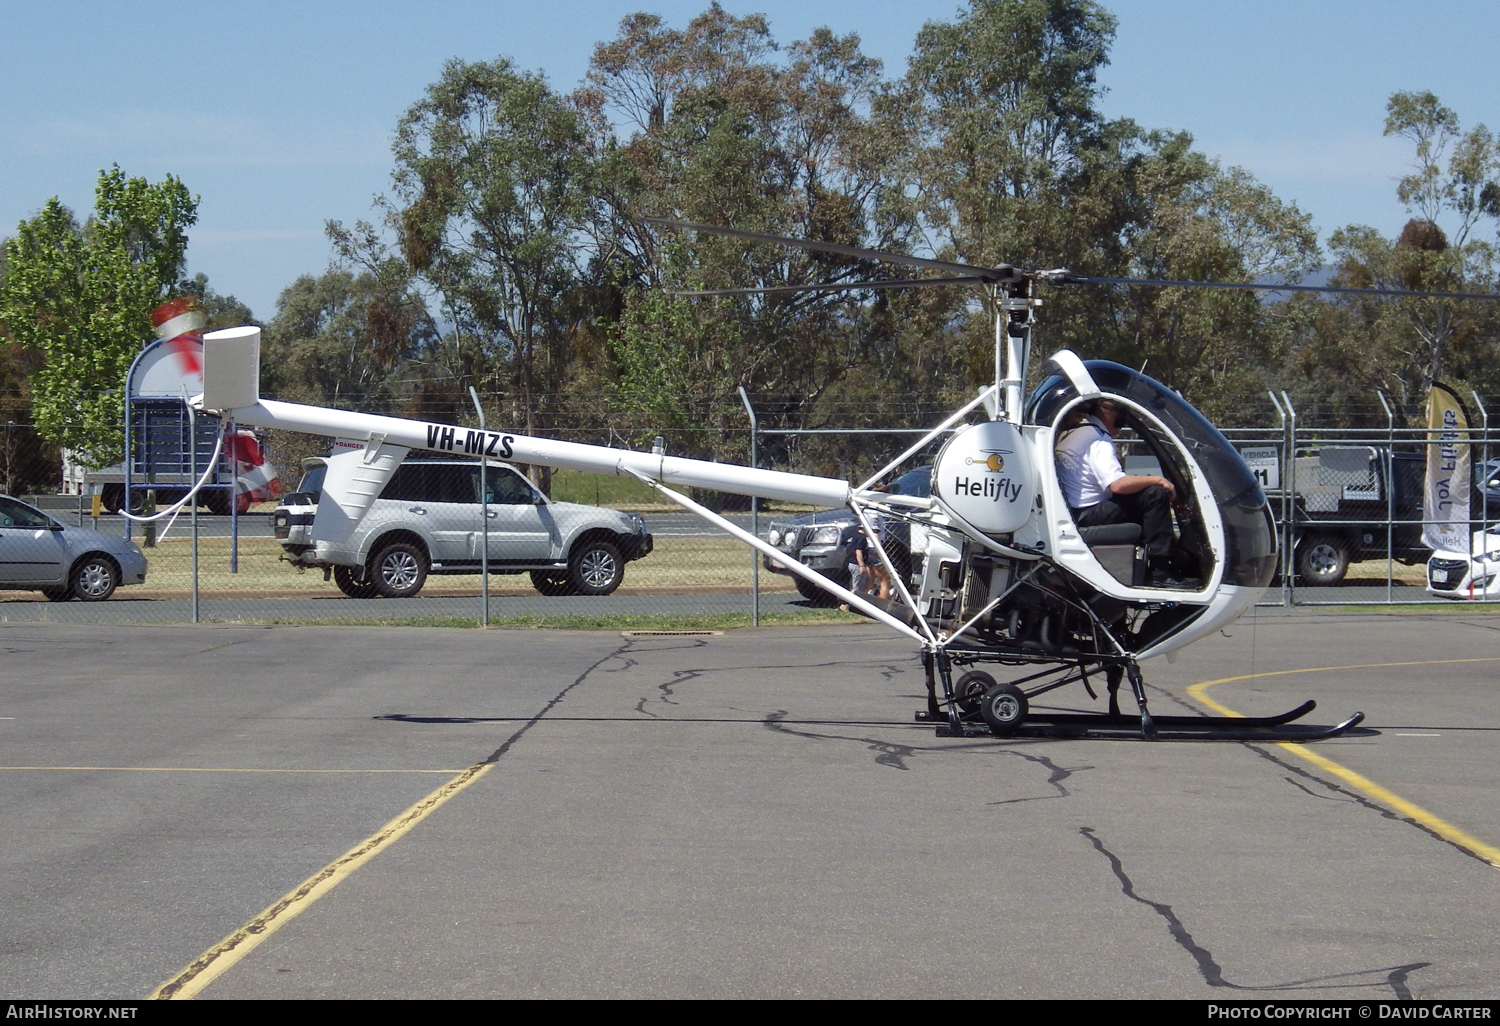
[{"x1": 996, "y1": 279, "x2": 1038, "y2": 425}]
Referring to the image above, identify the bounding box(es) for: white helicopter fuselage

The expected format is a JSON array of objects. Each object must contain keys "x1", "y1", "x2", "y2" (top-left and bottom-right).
[{"x1": 198, "y1": 325, "x2": 1271, "y2": 664}]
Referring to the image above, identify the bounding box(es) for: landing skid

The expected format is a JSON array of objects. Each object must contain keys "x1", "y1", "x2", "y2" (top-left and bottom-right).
[
  {"x1": 925, "y1": 705, "x2": 1366, "y2": 742},
  {"x1": 920, "y1": 650, "x2": 1363, "y2": 743}
]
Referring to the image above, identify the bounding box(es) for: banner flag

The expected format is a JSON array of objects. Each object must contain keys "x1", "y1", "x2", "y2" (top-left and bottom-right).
[{"x1": 1423, "y1": 381, "x2": 1472, "y2": 553}]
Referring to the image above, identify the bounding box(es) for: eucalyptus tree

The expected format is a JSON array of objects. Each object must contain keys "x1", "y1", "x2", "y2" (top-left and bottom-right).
[
  {"x1": 0, "y1": 166, "x2": 197, "y2": 467},
  {"x1": 260, "y1": 266, "x2": 436, "y2": 413},
  {"x1": 1303, "y1": 92, "x2": 1500, "y2": 419},
  {"x1": 339, "y1": 57, "x2": 597, "y2": 490},
  {"x1": 581, "y1": 6, "x2": 928, "y2": 482},
  {"x1": 898, "y1": 0, "x2": 1317, "y2": 423}
]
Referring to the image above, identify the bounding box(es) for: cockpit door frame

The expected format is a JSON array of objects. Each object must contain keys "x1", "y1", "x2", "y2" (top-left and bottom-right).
[{"x1": 1031, "y1": 394, "x2": 1226, "y2": 603}]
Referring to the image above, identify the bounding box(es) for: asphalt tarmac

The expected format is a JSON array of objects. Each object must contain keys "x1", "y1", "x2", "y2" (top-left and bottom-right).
[{"x1": 2, "y1": 608, "x2": 1499, "y2": 1000}]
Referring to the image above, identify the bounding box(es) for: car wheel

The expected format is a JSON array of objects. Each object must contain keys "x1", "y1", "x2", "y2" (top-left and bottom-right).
[
  {"x1": 529, "y1": 570, "x2": 575, "y2": 596},
  {"x1": 1296, "y1": 533, "x2": 1350, "y2": 586},
  {"x1": 568, "y1": 540, "x2": 623, "y2": 596},
  {"x1": 794, "y1": 569, "x2": 849, "y2": 606},
  {"x1": 369, "y1": 542, "x2": 428, "y2": 598},
  {"x1": 71, "y1": 556, "x2": 119, "y2": 602},
  {"x1": 41, "y1": 585, "x2": 73, "y2": 602},
  {"x1": 334, "y1": 565, "x2": 379, "y2": 599},
  {"x1": 100, "y1": 485, "x2": 124, "y2": 515}
]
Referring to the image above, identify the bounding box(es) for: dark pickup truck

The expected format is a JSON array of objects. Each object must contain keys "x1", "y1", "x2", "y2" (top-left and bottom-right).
[
  {"x1": 762, "y1": 466, "x2": 928, "y2": 604},
  {"x1": 1263, "y1": 446, "x2": 1428, "y2": 586}
]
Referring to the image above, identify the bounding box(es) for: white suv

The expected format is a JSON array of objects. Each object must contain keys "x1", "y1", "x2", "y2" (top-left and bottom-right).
[{"x1": 274, "y1": 457, "x2": 653, "y2": 598}]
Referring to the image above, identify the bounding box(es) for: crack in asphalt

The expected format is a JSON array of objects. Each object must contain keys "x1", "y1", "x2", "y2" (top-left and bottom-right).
[
  {"x1": 763, "y1": 710, "x2": 919, "y2": 769},
  {"x1": 473, "y1": 637, "x2": 639, "y2": 765},
  {"x1": 627, "y1": 637, "x2": 711, "y2": 717},
  {"x1": 629, "y1": 652, "x2": 910, "y2": 720},
  {"x1": 1243, "y1": 744, "x2": 1498, "y2": 870},
  {"x1": 986, "y1": 750, "x2": 1093, "y2": 805},
  {"x1": 373, "y1": 639, "x2": 641, "y2": 749},
  {"x1": 760, "y1": 710, "x2": 1085, "y2": 792},
  {"x1": 1081, "y1": 826, "x2": 1431, "y2": 997},
  {"x1": 1144, "y1": 673, "x2": 1494, "y2": 870},
  {"x1": 1282, "y1": 775, "x2": 1358, "y2": 803}
]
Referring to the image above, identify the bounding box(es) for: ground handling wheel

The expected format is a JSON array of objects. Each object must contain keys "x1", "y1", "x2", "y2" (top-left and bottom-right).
[
  {"x1": 954, "y1": 670, "x2": 998, "y2": 715},
  {"x1": 980, "y1": 682, "x2": 1028, "y2": 736}
]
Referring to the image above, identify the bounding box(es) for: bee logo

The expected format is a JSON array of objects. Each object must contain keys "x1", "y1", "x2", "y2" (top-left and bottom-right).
[{"x1": 965, "y1": 449, "x2": 1009, "y2": 472}]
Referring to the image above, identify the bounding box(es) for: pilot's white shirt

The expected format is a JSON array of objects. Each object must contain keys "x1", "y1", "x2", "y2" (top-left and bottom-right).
[{"x1": 1055, "y1": 416, "x2": 1125, "y2": 509}]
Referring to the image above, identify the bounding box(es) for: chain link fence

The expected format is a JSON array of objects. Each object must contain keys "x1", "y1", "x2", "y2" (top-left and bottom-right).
[
  {"x1": 1216, "y1": 390, "x2": 1498, "y2": 607},
  {"x1": 1, "y1": 393, "x2": 1496, "y2": 626}
]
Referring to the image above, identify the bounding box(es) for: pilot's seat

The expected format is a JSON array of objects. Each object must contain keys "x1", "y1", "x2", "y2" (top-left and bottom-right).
[{"x1": 1078, "y1": 522, "x2": 1146, "y2": 587}]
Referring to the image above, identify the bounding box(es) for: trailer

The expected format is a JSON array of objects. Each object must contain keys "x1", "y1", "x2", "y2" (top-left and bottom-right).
[
  {"x1": 60, "y1": 332, "x2": 282, "y2": 515},
  {"x1": 1264, "y1": 445, "x2": 1429, "y2": 585}
]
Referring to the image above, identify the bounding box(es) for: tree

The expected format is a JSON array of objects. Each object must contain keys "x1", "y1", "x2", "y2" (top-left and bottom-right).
[
  {"x1": 0, "y1": 167, "x2": 197, "y2": 467},
  {"x1": 260, "y1": 265, "x2": 436, "y2": 413},
  {"x1": 346, "y1": 56, "x2": 597, "y2": 495},
  {"x1": 182, "y1": 272, "x2": 257, "y2": 333},
  {"x1": 900, "y1": 0, "x2": 1118, "y2": 266},
  {"x1": 898, "y1": 0, "x2": 1317, "y2": 422},
  {"x1": 583, "y1": 7, "x2": 931, "y2": 484},
  {"x1": 1303, "y1": 92, "x2": 1500, "y2": 419}
]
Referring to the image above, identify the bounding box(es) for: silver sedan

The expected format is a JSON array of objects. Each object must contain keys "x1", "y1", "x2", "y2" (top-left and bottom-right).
[{"x1": 0, "y1": 495, "x2": 148, "y2": 601}]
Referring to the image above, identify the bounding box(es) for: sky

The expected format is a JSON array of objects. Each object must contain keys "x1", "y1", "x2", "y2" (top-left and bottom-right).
[{"x1": 3, "y1": 0, "x2": 1498, "y2": 319}]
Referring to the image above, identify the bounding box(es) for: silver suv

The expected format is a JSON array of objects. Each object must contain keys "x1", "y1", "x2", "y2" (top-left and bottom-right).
[{"x1": 274, "y1": 457, "x2": 653, "y2": 598}]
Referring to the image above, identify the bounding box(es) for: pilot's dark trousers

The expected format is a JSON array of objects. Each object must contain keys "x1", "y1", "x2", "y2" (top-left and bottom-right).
[{"x1": 1071, "y1": 485, "x2": 1175, "y2": 562}]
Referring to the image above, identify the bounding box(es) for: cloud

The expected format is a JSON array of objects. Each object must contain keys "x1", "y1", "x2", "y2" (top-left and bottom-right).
[{"x1": 7, "y1": 108, "x2": 389, "y2": 169}]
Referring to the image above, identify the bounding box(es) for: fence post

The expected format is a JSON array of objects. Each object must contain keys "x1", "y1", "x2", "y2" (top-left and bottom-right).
[
  {"x1": 738, "y1": 386, "x2": 759, "y2": 627},
  {"x1": 470, "y1": 386, "x2": 488, "y2": 629},
  {"x1": 1267, "y1": 391, "x2": 1289, "y2": 607},
  {"x1": 1474, "y1": 390, "x2": 1490, "y2": 602},
  {"x1": 189, "y1": 399, "x2": 199, "y2": 625},
  {"x1": 228, "y1": 417, "x2": 238, "y2": 574},
  {"x1": 124, "y1": 395, "x2": 133, "y2": 542},
  {"x1": 1378, "y1": 392, "x2": 1395, "y2": 604},
  {"x1": 1281, "y1": 391, "x2": 1298, "y2": 605}
]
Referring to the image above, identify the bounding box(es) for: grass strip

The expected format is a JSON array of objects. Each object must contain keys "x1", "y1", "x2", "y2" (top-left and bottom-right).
[{"x1": 183, "y1": 609, "x2": 869, "y2": 630}]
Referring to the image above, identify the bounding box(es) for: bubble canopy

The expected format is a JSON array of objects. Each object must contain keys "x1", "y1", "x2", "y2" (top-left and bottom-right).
[{"x1": 1026, "y1": 360, "x2": 1278, "y2": 589}]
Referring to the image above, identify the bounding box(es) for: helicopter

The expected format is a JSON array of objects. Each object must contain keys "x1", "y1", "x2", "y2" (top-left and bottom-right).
[{"x1": 188, "y1": 220, "x2": 1496, "y2": 742}]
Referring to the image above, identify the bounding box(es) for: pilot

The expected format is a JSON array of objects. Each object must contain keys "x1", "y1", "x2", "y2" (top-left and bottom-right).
[{"x1": 1055, "y1": 398, "x2": 1192, "y2": 588}]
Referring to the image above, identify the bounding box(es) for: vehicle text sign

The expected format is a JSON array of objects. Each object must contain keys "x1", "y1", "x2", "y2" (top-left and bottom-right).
[{"x1": 1239, "y1": 446, "x2": 1279, "y2": 490}]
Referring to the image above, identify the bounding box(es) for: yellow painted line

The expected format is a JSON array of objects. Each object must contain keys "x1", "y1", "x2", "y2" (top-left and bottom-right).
[
  {"x1": 149, "y1": 760, "x2": 494, "y2": 1000},
  {"x1": 1187, "y1": 657, "x2": 1500, "y2": 870},
  {"x1": 0, "y1": 766, "x2": 460, "y2": 774}
]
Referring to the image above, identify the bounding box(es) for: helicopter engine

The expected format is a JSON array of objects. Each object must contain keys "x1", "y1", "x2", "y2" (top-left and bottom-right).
[
  {"x1": 913, "y1": 524, "x2": 1116, "y2": 655},
  {"x1": 906, "y1": 420, "x2": 1108, "y2": 654}
]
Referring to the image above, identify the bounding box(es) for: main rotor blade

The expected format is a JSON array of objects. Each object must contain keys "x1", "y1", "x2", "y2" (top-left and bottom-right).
[
  {"x1": 675, "y1": 276, "x2": 988, "y2": 297},
  {"x1": 1064, "y1": 274, "x2": 1500, "y2": 301},
  {"x1": 647, "y1": 217, "x2": 1020, "y2": 283}
]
